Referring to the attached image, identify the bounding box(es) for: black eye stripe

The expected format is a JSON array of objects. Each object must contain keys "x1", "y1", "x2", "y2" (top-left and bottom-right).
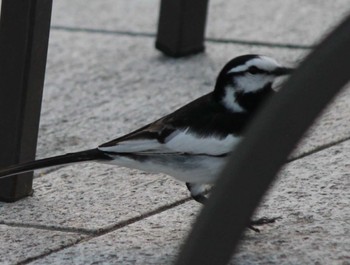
[
  {"x1": 247, "y1": 66, "x2": 266, "y2": 74},
  {"x1": 226, "y1": 67, "x2": 267, "y2": 77}
]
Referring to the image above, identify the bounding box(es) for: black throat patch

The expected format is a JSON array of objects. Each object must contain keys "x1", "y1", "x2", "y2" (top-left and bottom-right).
[{"x1": 235, "y1": 83, "x2": 274, "y2": 112}]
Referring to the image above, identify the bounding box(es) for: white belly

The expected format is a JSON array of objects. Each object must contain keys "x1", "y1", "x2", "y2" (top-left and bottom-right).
[{"x1": 100, "y1": 153, "x2": 227, "y2": 184}]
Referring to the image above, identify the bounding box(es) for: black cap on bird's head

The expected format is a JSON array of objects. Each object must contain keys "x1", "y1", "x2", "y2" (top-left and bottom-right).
[{"x1": 213, "y1": 54, "x2": 293, "y2": 113}]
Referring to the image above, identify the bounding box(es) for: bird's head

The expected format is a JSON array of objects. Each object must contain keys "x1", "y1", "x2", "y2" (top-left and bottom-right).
[{"x1": 214, "y1": 54, "x2": 293, "y2": 113}]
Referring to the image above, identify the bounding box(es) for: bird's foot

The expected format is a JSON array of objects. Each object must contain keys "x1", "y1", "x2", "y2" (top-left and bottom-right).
[
  {"x1": 249, "y1": 216, "x2": 282, "y2": 232},
  {"x1": 186, "y1": 182, "x2": 210, "y2": 204},
  {"x1": 192, "y1": 193, "x2": 207, "y2": 204},
  {"x1": 186, "y1": 183, "x2": 281, "y2": 232}
]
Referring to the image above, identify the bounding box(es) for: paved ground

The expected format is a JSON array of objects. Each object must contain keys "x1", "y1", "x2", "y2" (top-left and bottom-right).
[{"x1": 0, "y1": 1, "x2": 349, "y2": 264}]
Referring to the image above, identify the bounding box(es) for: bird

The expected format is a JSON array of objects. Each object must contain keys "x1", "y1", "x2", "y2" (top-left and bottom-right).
[{"x1": 0, "y1": 54, "x2": 292, "y2": 231}]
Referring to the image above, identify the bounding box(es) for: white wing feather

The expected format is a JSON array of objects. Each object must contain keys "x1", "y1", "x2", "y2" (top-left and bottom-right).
[{"x1": 99, "y1": 128, "x2": 241, "y2": 156}]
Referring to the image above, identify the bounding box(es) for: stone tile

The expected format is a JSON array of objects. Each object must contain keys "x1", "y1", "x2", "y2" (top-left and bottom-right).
[
  {"x1": 28, "y1": 140, "x2": 350, "y2": 264},
  {"x1": 1, "y1": 1, "x2": 349, "y2": 264},
  {"x1": 0, "y1": 225, "x2": 84, "y2": 265},
  {"x1": 37, "y1": 31, "x2": 304, "y2": 157},
  {"x1": 27, "y1": 201, "x2": 201, "y2": 265},
  {"x1": 51, "y1": 0, "x2": 158, "y2": 35},
  {"x1": 295, "y1": 87, "x2": 350, "y2": 157},
  {"x1": 1, "y1": 30, "x2": 349, "y2": 231},
  {"x1": 51, "y1": 0, "x2": 350, "y2": 46},
  {"x1": 1, "y1": 32, "x2": 297, "y2": 230},
  {"x1": 207, "y1": 0, "x2": 350, "y2": 46},
  {"x1": 40, "y1": 30, "x2": 350, "y2": 158},
  {"x1": 0, "y1": 164, "x2": 188, "y2": 231}
]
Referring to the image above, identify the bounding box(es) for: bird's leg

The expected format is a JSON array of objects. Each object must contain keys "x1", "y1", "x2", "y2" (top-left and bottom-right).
[
  {"x1": 192, "y1": 193, "x2": 208, "y2": 204},
  {"x1": 186, "y1": 183, "x2": 281, "y2": 233},
  {"x1": 247, "y1": 218, "x2": 282, "y2": 232},
  {"x1": 249, "y1": 217, "x2": 282, "y2": 232},
  {"x1": 250, "y1": 216, "x2": 281, "y2": 225}
]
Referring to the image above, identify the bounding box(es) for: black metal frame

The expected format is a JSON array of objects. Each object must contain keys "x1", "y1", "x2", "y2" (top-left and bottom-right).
[
  {"x1": 175, "y1": 14, "x2": 350, "y2": 265},
  {"x1": 0, "y1": 0, "x2": 52, "y2": 202},
  {"x1": 156, "y1": 0, "x2": 209, "y2": 57}
]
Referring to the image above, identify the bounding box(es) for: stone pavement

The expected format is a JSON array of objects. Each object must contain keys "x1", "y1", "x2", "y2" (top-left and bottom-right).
[{"x1": 0, "y1": 1, "x2": 349, "y2": 264}]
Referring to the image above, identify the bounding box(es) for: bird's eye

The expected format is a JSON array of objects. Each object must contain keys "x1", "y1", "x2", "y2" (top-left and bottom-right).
[{"x1": 247, "y1": 66, "x2": 260, "y2": 75}]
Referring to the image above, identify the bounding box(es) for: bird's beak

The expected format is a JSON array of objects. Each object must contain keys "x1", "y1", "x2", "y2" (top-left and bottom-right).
[{"x1": 271, "y1": 67, "x2": 294, "y2": 92}]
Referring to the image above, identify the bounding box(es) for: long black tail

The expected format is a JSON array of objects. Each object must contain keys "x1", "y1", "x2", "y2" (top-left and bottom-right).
[{"x1": 0, "y1": 148, "x2": 111, "y2": 179}]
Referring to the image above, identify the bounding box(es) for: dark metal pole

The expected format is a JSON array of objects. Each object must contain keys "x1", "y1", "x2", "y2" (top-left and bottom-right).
[
  {"x1": 0, "y1": 0, "x2": 52, "y2": 202},
  {"x1": 155, "y1": 0, "x2": 209, "y2": 57},
  {"x1": 175, "y1": 14, "x2": 350, "y2": 265}
]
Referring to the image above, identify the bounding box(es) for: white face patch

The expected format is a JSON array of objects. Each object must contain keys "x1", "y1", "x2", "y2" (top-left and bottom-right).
[
  {"x1": 223, "y1": 56, "x2": 282, "y2": 94},
  {"x1": 234, "y1": 74, "x2": 274, "y2": 93},
  {"x1": 221, "y1": 86, "x2": 245, "y2": 112},
  {"x1": 228, "y1": 56, "x2": 281, "y2": 74}
]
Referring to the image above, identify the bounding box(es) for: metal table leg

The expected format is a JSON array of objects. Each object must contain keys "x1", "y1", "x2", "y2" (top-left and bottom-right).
[
  {"x1": 0, "y1": 0, "x2": 52, "y2": 202},
  {"x1": 156, "y1": 0, "x2": 209, "y2": 57}
]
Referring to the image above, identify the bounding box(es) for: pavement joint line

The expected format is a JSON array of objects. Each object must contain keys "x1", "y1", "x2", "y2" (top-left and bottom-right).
[
  {"x1": 206, "y1": 37, "x2": 314, "y2": 49},
  {"x1": 16, "y1": 237, "x2": 87, "y2": 265},
  {"x1": 0, "y1": 221, "x2": 93, "y2": 235},
  {"x1": 50, "y1": 25, "x2": 313, "y2": 50},
  {"x1": 14, "y1": 197, "x2": 192, "y2": 265},
  {"x1": 287, "y1": 136, "x2": 350, "y2": 163},
  {"x1": 1, "y1": 197, "x2": 192, "y2": 238},
  {"x1": 88, "y1": 196, "x2": 192, "y2": 237},
  {"x1": 51, "y1": 25, "x2": 155, "y2": 38}
]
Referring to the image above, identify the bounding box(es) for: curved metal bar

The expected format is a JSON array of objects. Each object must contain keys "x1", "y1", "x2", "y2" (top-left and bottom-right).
[{"x1": 175, "y1": 15, "x2": 350, "y2": 265}]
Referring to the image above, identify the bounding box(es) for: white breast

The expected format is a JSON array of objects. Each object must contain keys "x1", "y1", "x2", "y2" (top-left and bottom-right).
[{"x1": 165, "y1": 128, "x2": 241, "y2": 156}]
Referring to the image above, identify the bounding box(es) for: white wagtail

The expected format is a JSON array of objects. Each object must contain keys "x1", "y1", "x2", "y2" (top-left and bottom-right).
[{"x1": 0, "y1": 54, "x2": 292, "y2": 230}]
